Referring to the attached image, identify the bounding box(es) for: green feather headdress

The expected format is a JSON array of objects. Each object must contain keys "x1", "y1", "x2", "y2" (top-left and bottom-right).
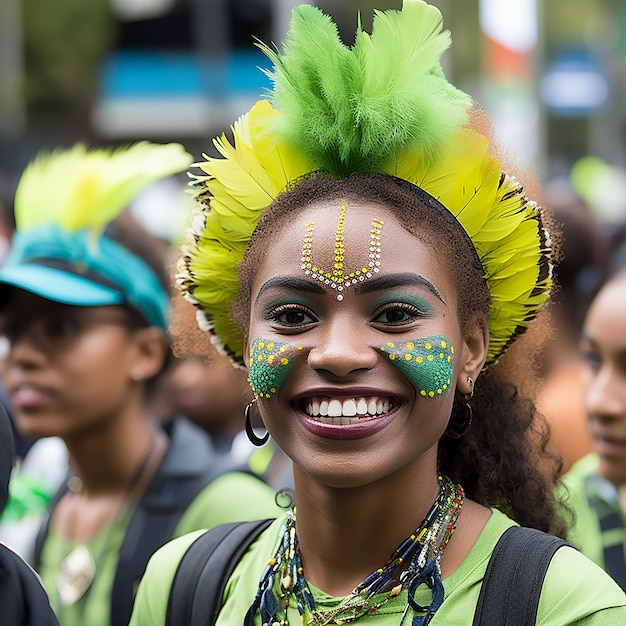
[
  {"x1": 2, "y1": 142, "x2": 192, "y2": 328},
  {"x1": 178, "y1": 0, "x2": 553, "y2": 366}
]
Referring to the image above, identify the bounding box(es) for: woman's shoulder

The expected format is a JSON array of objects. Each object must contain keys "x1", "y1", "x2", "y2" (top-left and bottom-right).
[
  {"x1": 540, "y1": 545, "x2": 626, "y2": 621},
  {"x1": 129, "y1": 530, "x2": 206, "y2": 626},
  {"x1": 130, "y1": 514, "x2": 288, "y2": 626},
  {"x1": 480, "y1": 510, "x2": 626, "y2": 622},
  {"x1": 440, "y1": 509, "x2": 626, "y2": 623}
]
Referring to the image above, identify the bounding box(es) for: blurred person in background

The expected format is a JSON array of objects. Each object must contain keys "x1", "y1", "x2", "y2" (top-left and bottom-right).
[
  {"x1": 169, "y1": 296, "x2": 294, "y2": 493},
  {"x1": 536, "y1": 182, "x2": 608, "y2": 476},
  {"x1": 0, "y1": 398, "x2": 59, "y2": 625},
  {"x1": 0, "y1": 142, "x2": 281, "y2": 626},
  {"x1": 558, "y1": 266, "x2": 626, "y2": 590},
  {"x1": 169, "y1": 354, "x2": 251, "y2": 454}
]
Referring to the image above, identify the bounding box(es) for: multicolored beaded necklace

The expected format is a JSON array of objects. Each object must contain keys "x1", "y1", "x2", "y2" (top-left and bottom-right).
[{"x1": 244, "y1": 474, "x2": 464, "y2": 626}]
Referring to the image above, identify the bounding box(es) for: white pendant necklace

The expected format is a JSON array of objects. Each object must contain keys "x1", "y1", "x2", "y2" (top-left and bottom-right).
[{"x1": 56, "y1": 544, "x2": 96, "y2": 607}]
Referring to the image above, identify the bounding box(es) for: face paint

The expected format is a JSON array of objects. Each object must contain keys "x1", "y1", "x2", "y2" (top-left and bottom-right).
[
  {"x1": 248, "y1": 338, "x2": 303, "y2": 398},
  {"x1": 379, "y1": 335, "x2": 454, "y2": 398},
  {"x1": 301, "y1": 204, "x2": 384, "y2": 301}
]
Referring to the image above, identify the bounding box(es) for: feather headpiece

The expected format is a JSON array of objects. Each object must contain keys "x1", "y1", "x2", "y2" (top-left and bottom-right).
[
  {"x1": 3, "y1": 142, "x2": 192, "y2": 328},
  {"x1": 178, "y1": 0, "x2": 552, "y2": 366}
]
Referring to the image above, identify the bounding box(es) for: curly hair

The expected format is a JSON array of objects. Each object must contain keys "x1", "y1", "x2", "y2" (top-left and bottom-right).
[{"x1": 235, "y1": 171, "x2": 566, "y2": 536}]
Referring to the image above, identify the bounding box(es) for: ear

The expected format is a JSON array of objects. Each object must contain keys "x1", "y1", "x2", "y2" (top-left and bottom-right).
[
  {"x1": 242, "y1": 332, "x2": 250, "y2": 369},
  {"x1": 457, "y1": 318, "x2": 488, "y2": 396},
  {"x1": 129, "y1": 327, "x2": 168, "y2": 382}
]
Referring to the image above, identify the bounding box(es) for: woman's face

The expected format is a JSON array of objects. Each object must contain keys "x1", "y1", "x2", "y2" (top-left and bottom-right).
[
  {"x1": 580, "y1": 275, "x2": 626, "y2": 485},
  {"x1": 0, "y1": 290, "x2": 150, "y2": 441},
  {"x1": 246, "y1": 200, "x2": 485, "y2": 489}
]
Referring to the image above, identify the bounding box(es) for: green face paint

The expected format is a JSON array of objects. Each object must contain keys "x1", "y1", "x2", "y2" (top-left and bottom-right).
[
  {"x1": 248, "y1": 338, "x2": 303, "y2": 398},
  {"x1": 379, "y1": 335, "x2": 454, "y2": 398}
]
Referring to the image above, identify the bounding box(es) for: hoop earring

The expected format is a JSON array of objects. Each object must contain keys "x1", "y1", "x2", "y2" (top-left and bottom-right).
[
  {"x1": 466, "y1": 376, "x2": 474, "y2": 400},
  {"x1": 244, "y1": 398, "x2": 270, "y2": 447},
  {"x1": 446, "y1": 401, "x2": 473, "y2": 439}
]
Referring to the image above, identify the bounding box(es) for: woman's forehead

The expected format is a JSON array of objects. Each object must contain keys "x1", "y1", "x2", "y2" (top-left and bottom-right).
[{"x1": 251, "y1": 201, "x2": 451, "y2": 301}]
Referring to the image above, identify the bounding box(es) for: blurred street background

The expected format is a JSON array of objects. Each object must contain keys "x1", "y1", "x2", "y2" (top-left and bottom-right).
[{"x1": 1, "y1": 0, "x2": 626, "y2": 230}]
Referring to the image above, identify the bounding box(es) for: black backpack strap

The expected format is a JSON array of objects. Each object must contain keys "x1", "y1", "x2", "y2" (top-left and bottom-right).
[
  {"x1": 166, "y1": 518, "x2": 273, "y2": 626},
  {"x1": 110, "y1": 460, "x2": 229, "y2": 626},
  {"x1": 110, "y1": 418, "x2": 258, "y2": 626},
  {"x1": 472, "y1": 526, "x2": 569, "y2": 625}
]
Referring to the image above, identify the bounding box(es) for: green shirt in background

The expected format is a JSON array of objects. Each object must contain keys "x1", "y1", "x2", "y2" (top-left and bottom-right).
[
  {"x1": 558, "y1": 453, "x2": 626, "y2": 577},
  {"x1": 130, "y1": 507, "x2": 626, "y2": 625},
  {"x1": 40, "y1": 471, "x2": 282, "y2": 626}
]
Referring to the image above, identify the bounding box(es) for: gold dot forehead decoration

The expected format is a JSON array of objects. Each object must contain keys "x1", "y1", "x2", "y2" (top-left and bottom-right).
[{"x1": 300, "y1": 204, "x2": 384, "y2": 301}]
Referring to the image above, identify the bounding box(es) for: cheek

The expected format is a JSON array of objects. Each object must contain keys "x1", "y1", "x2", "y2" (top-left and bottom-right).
[
  {"x1": 247, "y1": 337, "x2": 304, "y2": 398},
  {"x1": 378, "y1": 334, "x2": 454, "y2": 398}
]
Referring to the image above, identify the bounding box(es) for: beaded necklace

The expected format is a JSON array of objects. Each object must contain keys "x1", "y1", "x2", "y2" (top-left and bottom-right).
[{"x1": 245, "y1": 474, "x2": 464, "y2": 626}]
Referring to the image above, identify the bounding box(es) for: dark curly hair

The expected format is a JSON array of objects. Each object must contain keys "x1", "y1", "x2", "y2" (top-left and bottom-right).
[{"x1": 236, "y1": 171, "x2": 566, "y2": 537}]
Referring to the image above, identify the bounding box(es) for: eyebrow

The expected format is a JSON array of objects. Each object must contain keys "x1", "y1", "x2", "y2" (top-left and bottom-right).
[
  {"x1": 254, "y1": 272, "x2": 445, "y2": 305},
  {"x1": 255, "y1": 276, "x2": 326, "y2": 305},
  {"x1": 356, "y1": 272, "x2": 445, "y2": 303}
]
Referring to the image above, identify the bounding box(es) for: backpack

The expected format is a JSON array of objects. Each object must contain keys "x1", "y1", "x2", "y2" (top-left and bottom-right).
[{"x1": 166, "y1": 522, "x2": 568, "y2": 626}]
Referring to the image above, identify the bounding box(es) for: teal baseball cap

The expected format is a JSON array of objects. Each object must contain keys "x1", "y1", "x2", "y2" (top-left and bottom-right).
[
  {"x1": 1, "y1": 141, "x2": 194, "y2": 328},
  {"x1": 0, "y1": 226, "x2": 169, "y2": 328}
]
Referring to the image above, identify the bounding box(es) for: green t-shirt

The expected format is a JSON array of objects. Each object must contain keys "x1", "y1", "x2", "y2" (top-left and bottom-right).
[
  {"x1": 40, "y1": 471, "x2": 282, "y2": 626},
  {"x1": 558, "y1": 453, "x2": 626, "y2": 570},
  {"x1": 130, "y1": 507, "x2": 626, "y2": 625}
]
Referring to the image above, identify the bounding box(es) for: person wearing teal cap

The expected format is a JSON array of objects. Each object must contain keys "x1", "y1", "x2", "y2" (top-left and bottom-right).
[{"x1": 0, "y1": 142, "x2": 282, "y2": 626}]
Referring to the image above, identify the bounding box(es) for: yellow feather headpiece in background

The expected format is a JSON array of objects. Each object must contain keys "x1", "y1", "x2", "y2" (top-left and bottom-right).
[
  {"x1": 5, "y1": 141, "x2": 192, "y2": 328},
  {"x1": 177, "y1": 0, "x2": 553, "y2": 367}
]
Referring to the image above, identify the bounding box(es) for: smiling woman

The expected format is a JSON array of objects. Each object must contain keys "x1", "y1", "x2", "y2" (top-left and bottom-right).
[{"x1": 130, "y1": 1, "x2": 626, "y2": 625}]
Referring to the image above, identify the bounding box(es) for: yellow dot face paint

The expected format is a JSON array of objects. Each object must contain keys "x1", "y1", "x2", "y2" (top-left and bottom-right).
[
  {"x1": 248, "y1": 338, "x2": 302, "y2": 398},
  {"x1": 379, "y1": 335, "x2": 453, "y2": 397},
  {"x1": 301, "y1": 204, "x2": 384, "y2": 301}
]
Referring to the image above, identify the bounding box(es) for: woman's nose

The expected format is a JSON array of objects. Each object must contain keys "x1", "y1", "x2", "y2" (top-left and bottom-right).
[
  {"x1": 585, "y1": 365, "x2": 626, "y2": 421},
  {"x1": 307, "y1": 315, "x2": 378, "y2": 377}
]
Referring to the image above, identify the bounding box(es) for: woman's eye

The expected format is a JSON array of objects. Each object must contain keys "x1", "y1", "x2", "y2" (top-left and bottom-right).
[
  {"x1": 580, "y1": 349, "x2": 601, "y2": 372},
  {"x1": 373, "y1": 303, "x2": 423, "y2": 326},
  {"x1": 270, "y1": 305, "x2": 317, "y2": 328},
  {"x1": 45, "y1": 317, "x2": 81, "y2": 338}
]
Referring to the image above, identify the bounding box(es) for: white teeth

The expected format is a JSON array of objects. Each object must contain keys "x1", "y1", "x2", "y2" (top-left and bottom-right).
[
  {"x1": 303, "y1": 395, "x2": 394, "y2": 420},
  {"x1": 328, "y1": 399, "x2": 342, "y2": 417},
  {"x1": 342, "y1": 399, "x2": 357, "y2": 416}
]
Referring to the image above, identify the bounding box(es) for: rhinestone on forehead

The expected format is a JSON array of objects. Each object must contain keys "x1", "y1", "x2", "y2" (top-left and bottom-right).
[{"x1": 300, "y1": 204, "x2": 383, "y2": 301}]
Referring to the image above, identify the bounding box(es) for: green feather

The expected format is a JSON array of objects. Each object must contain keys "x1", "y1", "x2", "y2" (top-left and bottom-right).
[{"x1": 259, "y1": 0, "x2": 471, "y2": 178}]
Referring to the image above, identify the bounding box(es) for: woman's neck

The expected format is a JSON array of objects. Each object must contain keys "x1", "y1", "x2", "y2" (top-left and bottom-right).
[
  {"x1": 291, "y1": 464, "x2": 441, "y2": 596},
  {"x1": 64, "y1": 412, "x2": 165, "y2": 496}
]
